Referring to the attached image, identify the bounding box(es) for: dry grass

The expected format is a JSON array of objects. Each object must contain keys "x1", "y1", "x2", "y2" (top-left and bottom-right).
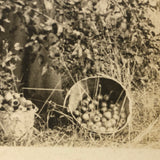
[{"x1": 1, "y1": 76, "x2": 160, "y2": 148}]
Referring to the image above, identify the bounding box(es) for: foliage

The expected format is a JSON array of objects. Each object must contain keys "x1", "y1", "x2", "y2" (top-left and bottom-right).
[
  {"x1": 0, "y1": 40, "x2": 20, "y2": 93},
  {"x1": 0, "y1": 0, "x2": 160, "y2": 90}
]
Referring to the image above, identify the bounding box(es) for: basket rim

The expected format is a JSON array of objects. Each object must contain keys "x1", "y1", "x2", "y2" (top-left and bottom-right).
[
  {"x1": 63, "y1": 75, "x2": 133, "y2": 134},
  {"x1": 0, "y1": 103, "x2": 38, "y2": 113}
]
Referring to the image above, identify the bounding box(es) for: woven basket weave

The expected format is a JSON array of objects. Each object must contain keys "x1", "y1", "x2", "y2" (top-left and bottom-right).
[
  {"x1": 0, "y1": 109, "x2": 36, "y2": 138},
  {"x1": 64, "y1": 75, "x2": 132, "y2": 134}
]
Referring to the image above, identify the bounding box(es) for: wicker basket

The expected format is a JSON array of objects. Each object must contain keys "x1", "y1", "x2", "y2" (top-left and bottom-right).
[
  {"x1": 0, "y1": 109, "x2": 36, "y2": 138},
  {"x1": 64, "y1": 75, "x2": 132, "y2": 134}
]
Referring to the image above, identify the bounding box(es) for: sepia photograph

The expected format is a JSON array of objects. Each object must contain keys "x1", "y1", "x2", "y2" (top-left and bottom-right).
[{"x1": 0, "y1": 0, "x2": 160, "y2": 159}]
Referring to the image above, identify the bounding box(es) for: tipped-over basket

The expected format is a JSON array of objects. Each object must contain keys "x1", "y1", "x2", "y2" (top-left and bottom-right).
[{"x1": 64, "y1": 76, "x2": 132, "y2": 134}]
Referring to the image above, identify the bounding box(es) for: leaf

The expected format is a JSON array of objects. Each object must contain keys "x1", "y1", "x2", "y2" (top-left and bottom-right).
[
  {"x1": 15, "y1": 0, "x2": 25, "y2": 6},
  {"x1": 0, "y1": 25, "x2": 5, "y2": 32},
  {"x1": 31, "y1": 34, "x2": 38, "y2": 40},
  {"x1": 84, "y1": 49, "x2": 92, "y2": 60},
  {"x1": 39, "y1": 34, "x2": 46, "y2": 41},
  {"x1": 24, "y1": 10, "x2": 30, "y2": 24},
  {"x1": 78, "y1": 46, "x2": 83, "y2": 58},
  {"x1": 25, "y1": 41, "x2": 34, "y2": 48},
  {"x1": 95, "y1": 0, "x2": 109, "y2": 15},
  {"x1": 3, "y1": 18, "x2": 10, "y2": 23},
  {"x1": 33, "y1": 42, "x2": 40, "y2": 53},
  {"x1": 14, "y1": 43, "x2": 22, "y2": 51},
  {"x1": 43, "y1": 25, "x2": 52, "y2": 31},
  {"x1": 48, "y1": 33, "x2": 58, "y2": 45},
  {"x1": 57, "y1": 24, "x2": 63, "y2": 36},
  {"x1": 7, "y1": 64, "x2": 16, "y2": 71},
  {"x1": 41, "y1": 64, "x2": 48, "y2": 76},
  {"x1": 44, "y1": 0, "x2": 53, "y2": 11}
]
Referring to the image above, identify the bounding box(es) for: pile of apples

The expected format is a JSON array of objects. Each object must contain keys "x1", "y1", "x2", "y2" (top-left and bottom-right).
[
  {"x1": 72, "y1": 93, "x2": 127, "y2": 133},
  {"x1": 0, "y1": 91, "x2": 38, "y2": 112}
]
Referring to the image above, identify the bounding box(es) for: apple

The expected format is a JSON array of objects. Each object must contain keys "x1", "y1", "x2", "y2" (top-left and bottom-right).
[
  {"x1": 81, "y1": 106, "x2": 87, "y2": 112},
  {"x1": 116, "y1": 103, "x2": 120, "y2": 107},
  {"x1": 103, "y1": 111, "x2": 112, "y2": 120},
  {"x1": 76, "y1": 117, "x2": 82, "y2": 123},
  {"x1": 101, "y1": 107, "x2": 107, "y2": 112},
  {"x1": 86, "y1": 97, "x2": 91, "y2": 103},
  {"x1": 103, "y1": 94, "x2": 110, "y2": 101},
  {"x1": 113, "y1": 110, "x2": 119, "y2": 115},
  {"x1": 113, "y1": 114, "x2": 119, "y2": 121},
  {"x1": 18, "y1": 97, "x2": 27, "y2": 106},
  {"x1": 101, "y1": 101, "x2": 107, "y2": 108},
  {"x1": 82, "y1": 113, "x2": 90, "y2": 121},
  {"x1": 101, "y1": 117, "x2": 107, "y2": 123},
  {"x1": 88, "y1": 103, "x2": 95, "y2": 110},
  {"x1": 18, "y1": 105, "x2": 27, "y2": 111},
  {"x1": 92, "y1": 125, "x2": 99, "y2": 131},
  {"x1": 95, "y1": 121, "x2": 102, "y2": 127},
  {"x1": 110, "y1": 104, "x2": 116, "y2": 109},
  {"x1": 92, "y1": 99, "x2": 99, "y2": 106},
  {"x1": 97, "y1": 94, "x2": 103, "y2": 100},
  {"x1": 5, "y1": 92, "x2": 13, "y2": 101},
  {"x1": 98, "y1": 113, "x2": 103, "y2": 118},
  {"x1": 87, "y1": 121, "x2": 94, "y2": 128},
  {"x1": 11, "y1": 99, "x2": 19, "y2": 107},
  {"x1": 107, "y1": 127, "x2": 114, "y2": 132},
  {"x1": 73, "y1": 110, "x2": 81, "y2": 117},
  {"x1": 104, "y1": 121, "x2": 112, "y2": 128},
  {"x1": 120, "y1": 112, "x2": 126, "y2": 118},
  {"x1": 25, "y1": 100, "x2": 33, "y2": 106},
  {"x1": 93, "y1": 115, "x2": 100, "y2": 122},
  {"x1": 81, "y1": 99, "x2": 89, "y2": 106},
  {"x1": 110, "y1": 118, "x2": 117, "y2": 126},
  {"x1": 94, "y1": 110, "x2": 100, "y2": 115},
  {"x1": 118, "y1": 118, "x2": 126, "y2": 128},
  {"x1": 99, "y1": 126, "x2": 106, "y2": 133},
  {"x1": 81, "y1": 123, "x2": 87, "y2": 128},
  {"x1": 113, "y1": 106, "x2": 119, "y2": 112},
  {"x1": 3, "y1": 104, "x2": 14, "y2": 112},
  {"x1": 13, "y1": 93, "x2": 20, "y2": 99},
  {"x1": 89, "y1": 112, "x2": 95, "y2": 119}
]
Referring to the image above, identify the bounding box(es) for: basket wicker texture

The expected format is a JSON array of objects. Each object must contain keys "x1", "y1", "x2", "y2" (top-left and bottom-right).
[
  {"x1": 64, "y1": 76, "x2": 131, "y2": 134},
  {"x1": 0, "y1": 110, "x2": 35, "y2": 138}
]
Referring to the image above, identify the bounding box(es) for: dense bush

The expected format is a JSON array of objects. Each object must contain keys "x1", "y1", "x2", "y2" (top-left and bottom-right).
[
  {"x1": 0, "y1": 0, "x2": 160, "y2": 91},
  {"x1": 0, "y1": 41, "x2": 20, "y2": 92}
]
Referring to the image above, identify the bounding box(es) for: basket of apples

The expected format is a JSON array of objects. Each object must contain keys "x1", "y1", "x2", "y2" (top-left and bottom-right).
[
  {"x1": 0, "y1": 91, "x2": 38, "y2": 138},
  {"x1": 64, "y1": 76, "x2": 131, "y2": 134}
]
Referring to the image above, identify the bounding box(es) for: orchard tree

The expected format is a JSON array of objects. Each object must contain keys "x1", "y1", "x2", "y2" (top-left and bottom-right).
[{"x1": 0, "y1": 0, "x2": 160, "y2": 92}]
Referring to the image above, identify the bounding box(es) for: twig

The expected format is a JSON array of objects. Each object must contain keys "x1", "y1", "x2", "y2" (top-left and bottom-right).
[
  {"x1": 95, "y1": 77, "x2": 100, "y2": 98},
  {"x1": 116, "y1": 90, "x2": 124, "y2": 104},
  {"x1": 22, "y1": 87, "x2": 64, "y2": 92},
  {"x1": 10, "y1": 69, "x2": 18, "y2": 92}
]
